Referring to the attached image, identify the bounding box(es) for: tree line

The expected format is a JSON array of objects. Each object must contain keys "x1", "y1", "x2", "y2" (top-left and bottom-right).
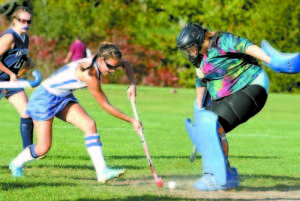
[{"x1": 1, "y1": 0, "x2": 299, "y2": 92}]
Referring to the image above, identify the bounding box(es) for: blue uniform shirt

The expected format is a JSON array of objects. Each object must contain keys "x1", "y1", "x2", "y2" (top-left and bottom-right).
[{"x1": 0, "y1": 28, "x2": 29, "y2": 81}]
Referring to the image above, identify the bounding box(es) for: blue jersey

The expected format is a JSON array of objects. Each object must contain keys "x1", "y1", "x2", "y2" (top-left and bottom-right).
[{"x1": 0, "y1": 28, "x2": 29, "y2": 81}]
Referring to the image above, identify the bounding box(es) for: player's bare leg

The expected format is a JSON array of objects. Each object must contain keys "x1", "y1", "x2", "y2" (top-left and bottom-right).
[
  {"x1": 56, "y1": 102, "x2": 125, "y2": 182},
  {"x1": 9, "y1": 119, "x2": 53, "y2": 177}
]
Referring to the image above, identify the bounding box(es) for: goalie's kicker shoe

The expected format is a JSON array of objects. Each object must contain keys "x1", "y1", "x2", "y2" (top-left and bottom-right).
[
  {"x1": 97, "y1": 167, "x2": 125, "y2": 183},
  {"x1": 194, "y1": 167, "x2": 240, "y2": 191},
  {"x1": 194, "y1": 173, "x2": 218, "y2": 191},
  {"x1": 220, "y1": 167, "x2": 240, "y2": 190},
  {"x1": 9, "y1": 162, "x2": 24, "y2": 178}
]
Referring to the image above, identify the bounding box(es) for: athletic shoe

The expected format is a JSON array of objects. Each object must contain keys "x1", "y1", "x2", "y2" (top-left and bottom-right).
[
  {"x1": 97, "y1": 167, "x2": 125, "y2": 183},
  {"x1": 9, "y1": 162, "x2": 24, "y2": 178}
]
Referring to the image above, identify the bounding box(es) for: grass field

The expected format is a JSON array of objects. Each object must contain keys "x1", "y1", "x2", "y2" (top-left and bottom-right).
[{"x1": 0, "y1": 84, "x2": 300, "y2": 201}]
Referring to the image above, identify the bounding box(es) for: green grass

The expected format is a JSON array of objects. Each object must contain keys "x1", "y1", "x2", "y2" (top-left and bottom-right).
[{"x1": 0, "y1": 84, "x2": 300, "y2": 201}]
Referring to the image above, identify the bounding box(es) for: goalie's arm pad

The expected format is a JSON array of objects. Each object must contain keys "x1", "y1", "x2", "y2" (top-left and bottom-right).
[{"x1": 261, "y1": 40, "x2": 300, "y2": 74}]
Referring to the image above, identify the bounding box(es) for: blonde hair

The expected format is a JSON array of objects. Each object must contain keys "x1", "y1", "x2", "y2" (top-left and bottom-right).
[
  {"x1": 11, "y1": 6, "x2": 32, "y2": 20},
  {"x1": 97, "y1": 42, "x2": 122, "y2": 60}
]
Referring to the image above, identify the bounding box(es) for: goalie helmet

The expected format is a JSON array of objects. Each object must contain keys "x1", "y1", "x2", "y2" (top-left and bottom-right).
[{"x1": 177, "y1": 23, "x2": 207, "y2": 67}]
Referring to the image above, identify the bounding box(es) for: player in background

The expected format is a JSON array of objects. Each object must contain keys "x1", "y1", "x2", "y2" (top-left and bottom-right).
[
  {"x1": 64, "y1": 37, "x2": 87, "y2": 63},
  {"x1": 177, "y1": 23, "x2": 272, "y2": 191},
  {"x1": 0, "y1": 6, "x2": 34, "y2": 149},
  {"x1": 9, "y1": 42, "x2": 142, "y2": 183}
]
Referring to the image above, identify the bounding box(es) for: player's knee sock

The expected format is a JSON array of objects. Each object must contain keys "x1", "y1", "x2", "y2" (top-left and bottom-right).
[
  {"x1": 20, "y1": 117, "x2": 34, "y2": 149},
  {"x1": 11, "y1": 144, "x2": 38, "y2": 167},
  {"x1": 217, "y1": 123, "x2": 230, "y2": 168},
  {"x1": 85, "y1": 133, "x2": 106, "y2": 175}
]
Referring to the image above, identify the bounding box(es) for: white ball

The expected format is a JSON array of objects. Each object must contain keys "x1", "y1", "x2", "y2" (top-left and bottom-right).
[{"x1": 168, "y1": 181, "x2": 176, "y2": 189}]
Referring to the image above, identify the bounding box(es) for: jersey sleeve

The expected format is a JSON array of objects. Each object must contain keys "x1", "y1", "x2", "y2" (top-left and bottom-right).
[
  {"x1": 218, "y1": 33, "x2": 255, "y2": 53},
  {"x1": 195, "y1": 74, "x2": 207, "y2": 87}
]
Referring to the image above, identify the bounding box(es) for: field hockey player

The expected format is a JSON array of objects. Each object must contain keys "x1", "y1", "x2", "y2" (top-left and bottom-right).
[
  {"x1": 177, "y1": 23, "x2": 273, "y2": 191},
  {"x1": 9, "y1": 42, "x2": 143, "y2": 183},
  {"x1": 0, "y1": 6, "x2": 35, "y2": 150}
]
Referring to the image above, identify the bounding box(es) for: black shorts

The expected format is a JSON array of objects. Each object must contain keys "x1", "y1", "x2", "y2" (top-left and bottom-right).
[
  {"x1": 0, "y1": 87, "x2": 24, "y2": 98},
  {"x1": 206, "y1": 84, "x2": 268, "y2": 133}
]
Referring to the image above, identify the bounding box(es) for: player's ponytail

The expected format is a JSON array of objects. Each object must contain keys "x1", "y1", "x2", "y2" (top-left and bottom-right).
[{"x1": 81, "y1": 54, "x2": 98, "y2": 71}]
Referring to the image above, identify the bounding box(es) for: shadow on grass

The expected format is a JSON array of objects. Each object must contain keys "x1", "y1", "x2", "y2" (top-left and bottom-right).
[
  {"x1": 48, "y1": 155, "x2": 192, "y2": 160},
  {"x1": 230, "y1": 155, "x2": 279, "y2": 159},
  {"x1": 107, "y1": 155, "x2": 279, "y2": 160},
  {"x1": 33, "y1": 164, "x2": 144, "y2": 170},
  {"x1": 0, "y1": 165, "x2": 8, "y2": 170},
  {"x1": 239, "y1": 174, "x2": 300, "y2": 192},
  {"x1": 241, "y1": 174, "x2": 300, "y2": 182},
  {"x1": 46, "y1": 154, "x2": 278, "y2": 162},
  {"x1": 0, "y1": 181, "x2": 74, "y2": 191},
  {"x1": 239, "y1": 184, "x2": 300, "y2": 192},
  {"x1": 47, "y1": 155, "x2": 90, "y2": 160}
]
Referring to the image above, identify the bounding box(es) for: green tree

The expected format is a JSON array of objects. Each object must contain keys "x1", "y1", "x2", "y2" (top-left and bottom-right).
[{"x1": 18, "y1": 0, "x2": 300, "y2": 91}]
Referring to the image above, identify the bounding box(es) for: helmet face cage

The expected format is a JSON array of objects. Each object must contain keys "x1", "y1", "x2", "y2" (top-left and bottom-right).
[
  {"x1": 177, "y1": 23, "x2": 206, "y2": 67},
  {"x1": 178, "y1": 42, "x2": 199, "y2": 64}
]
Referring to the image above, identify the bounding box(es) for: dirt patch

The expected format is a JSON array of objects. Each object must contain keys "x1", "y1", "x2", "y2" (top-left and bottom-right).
[{"x1": 111, "y1": 175, "x2": 300, "y2": 201}]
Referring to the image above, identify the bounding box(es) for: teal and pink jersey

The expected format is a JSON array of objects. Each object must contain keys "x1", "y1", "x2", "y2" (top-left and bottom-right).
[{"x1": 195, "y1": 32, "x2": 264, "y2": 100}]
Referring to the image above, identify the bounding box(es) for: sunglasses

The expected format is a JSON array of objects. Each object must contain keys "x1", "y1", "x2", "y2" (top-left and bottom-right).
[
  {"x1": 104, "y1": 58, "x2": 121, "y2": 70},
  {"x1": 16, "y1": 18, "x2": 32, "y2": 25}
]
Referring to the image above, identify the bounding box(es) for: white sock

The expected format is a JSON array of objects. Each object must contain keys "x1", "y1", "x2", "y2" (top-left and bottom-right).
[
  {"x1": 12, "y1": 146, "x2": 35, "y2": 167},
  {"x1": 85, "y1": 133, "x2": 106, "y2": 176}
]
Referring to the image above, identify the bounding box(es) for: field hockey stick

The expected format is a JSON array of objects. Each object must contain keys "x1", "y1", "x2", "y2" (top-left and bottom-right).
[
  {"x1": 1, "y1": 66, "x2": 32, "y2": 95},
  {"x1": 0, "y1": 70, "x2": 42, "y2": 88},
  {"x1": 190, "y1": 146, "x2": 197, "y2": 162},
  {"x1": 17, "y1": 67, "x2": 30, "y2": 78},
  {"x1": 130, "y1": 97, "x2": 163, "y2": 187}
]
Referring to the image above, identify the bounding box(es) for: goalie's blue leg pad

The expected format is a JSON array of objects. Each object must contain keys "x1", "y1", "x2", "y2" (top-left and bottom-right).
[
  {"x1": 187, "y1": 110, "x2": 239, "y2": 190},
  {"x1": 184, "y1": 102, "x2": 205, "y2": 150},
  {"x1": 184, "y1": 103, "x2": 206, "y2": 152},
  {"x1": 261, "y1": 40, "x2": 300, "y2": 74},
  {"x1": 191, "y1": 110, "x2": 226, "y2": 190},
  {"x1": 184, "y1": 118, "x2": 194, "y2": 138}
]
